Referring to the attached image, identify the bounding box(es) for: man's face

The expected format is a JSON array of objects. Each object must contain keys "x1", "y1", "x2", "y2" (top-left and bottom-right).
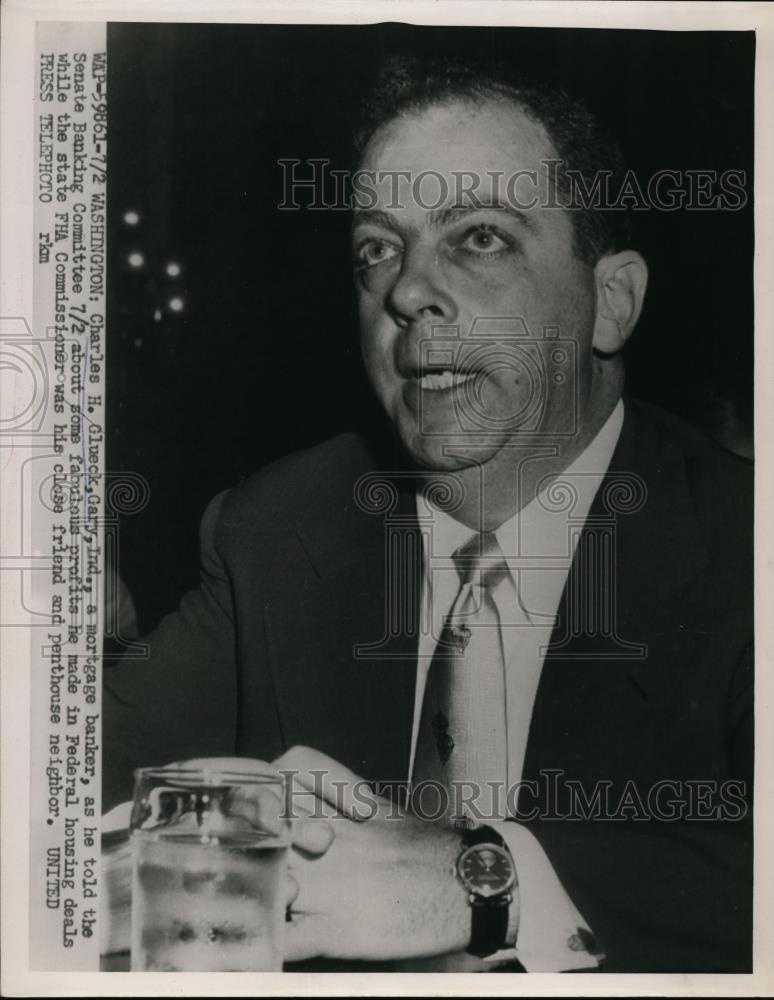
[{"x1": 352, "y1": 98, "x2": 599, "y2": 470}]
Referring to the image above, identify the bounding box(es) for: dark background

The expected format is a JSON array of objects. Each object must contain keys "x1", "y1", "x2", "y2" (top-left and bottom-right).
[{"x1": 106, "y1": 23, "x2": 755, "y2": 634}]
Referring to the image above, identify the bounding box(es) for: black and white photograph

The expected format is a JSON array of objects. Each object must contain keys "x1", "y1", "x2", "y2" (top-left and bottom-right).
[{"x1": 1, "y1": 1, "x2": 772, "y2": 994}]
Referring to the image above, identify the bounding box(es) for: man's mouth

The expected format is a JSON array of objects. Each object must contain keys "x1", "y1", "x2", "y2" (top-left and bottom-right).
[{"x1": 414, "y1": 370, "x2": 477, "y2": 391}]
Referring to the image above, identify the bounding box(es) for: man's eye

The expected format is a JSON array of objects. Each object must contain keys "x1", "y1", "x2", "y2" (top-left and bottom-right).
[
  {"x1": 459, "y1": 225, "x2": 511, "y2": 256},
  {"x1": 353, "y1": 240, "x2": 402, "y2": 270}
]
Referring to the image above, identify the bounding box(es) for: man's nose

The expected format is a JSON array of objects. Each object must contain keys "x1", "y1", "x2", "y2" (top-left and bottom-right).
[{"x1": 387, "y1": 246, "x2": 457, "y2": 326}]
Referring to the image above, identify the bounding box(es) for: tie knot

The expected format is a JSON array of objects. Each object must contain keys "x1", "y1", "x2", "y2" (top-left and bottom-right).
[{"x1": 453, "y1": 531, "x2": 508, "y2": 590}]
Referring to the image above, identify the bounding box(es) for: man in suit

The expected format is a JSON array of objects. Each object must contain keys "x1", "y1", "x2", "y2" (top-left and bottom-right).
[{"x1": 104, "y1": 57, "x2": 752, "y2": 972}]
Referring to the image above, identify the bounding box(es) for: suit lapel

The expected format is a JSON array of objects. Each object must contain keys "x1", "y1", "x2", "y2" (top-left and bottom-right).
[
  {"x1": 523, "y1": 399, "x2": 710, "y2": 788},
  {"x1": 265, "y1": 467, "x2": 420, "y2": 786},
  {"x1": 545, "y1": 400, "x2": 708, "y2": 657}
]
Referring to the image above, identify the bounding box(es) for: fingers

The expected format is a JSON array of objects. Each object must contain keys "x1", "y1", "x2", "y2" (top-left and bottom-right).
[
  {"x1": 167, "y1": 749, "x2": 384, "y2": 825},
  {"x1": 168, "y1": 756, "x2": 280, "y2": 778},
  {"x1": 226, "y1": 776, "x2": 335, "y2": 855},
  {"x1": 274, "y1": 745, "x2": 375, "y2": 820},
  {"x1": 230, "y1": 783, "x2": 286, "y2": 837},
  {"x1": 102, "y1": 800, "x2": 133, "y2": 835},
  {"x1": 291, "y1": 816, "x2": 335, "y2": 858},
  {"x1": 164, "y1": 757, "x2": 289, "y2": 836}
]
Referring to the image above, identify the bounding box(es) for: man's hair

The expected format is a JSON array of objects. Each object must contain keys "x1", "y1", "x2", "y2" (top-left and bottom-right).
[{"x1": 351, "y1": 54, "x2": 633, "y2": 265}]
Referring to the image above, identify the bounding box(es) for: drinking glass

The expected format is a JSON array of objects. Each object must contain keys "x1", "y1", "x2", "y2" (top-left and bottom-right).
[{"x1": 129, "y1": 766, "x2": 289, "y2": 971}]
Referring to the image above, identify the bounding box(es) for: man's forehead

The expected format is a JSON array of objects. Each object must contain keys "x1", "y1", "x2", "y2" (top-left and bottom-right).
[
  {"x1": 358, "y1": 97, "x2": 556, "y2": 177},
  {"x1": 354, "y1": 97, "x2": 557, "y2": 215}
]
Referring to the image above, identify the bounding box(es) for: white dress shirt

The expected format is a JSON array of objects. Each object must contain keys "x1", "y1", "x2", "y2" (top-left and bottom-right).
[{"x1": 411, "y1": 400, "x2": 624, "y2": 971}]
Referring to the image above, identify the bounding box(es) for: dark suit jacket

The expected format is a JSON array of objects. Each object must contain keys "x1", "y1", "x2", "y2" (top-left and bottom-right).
[{"x1": 104, "y1": 397, "x2": 753, "y2": 972}]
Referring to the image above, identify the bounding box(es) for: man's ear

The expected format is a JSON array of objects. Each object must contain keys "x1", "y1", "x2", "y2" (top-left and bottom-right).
[{"x1": 592, "y1": 251, "x2": 648, "y2": 354}]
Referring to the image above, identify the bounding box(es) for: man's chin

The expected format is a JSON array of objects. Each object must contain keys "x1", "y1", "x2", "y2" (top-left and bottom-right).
[{"x1": 399, "y1": 427, "x2": 502, "y2": 473}]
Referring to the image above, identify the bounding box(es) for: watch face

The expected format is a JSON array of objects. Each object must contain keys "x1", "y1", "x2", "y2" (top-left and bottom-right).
[{"x1": 457, "y1": 843, "x2": 516, "y2": 898}]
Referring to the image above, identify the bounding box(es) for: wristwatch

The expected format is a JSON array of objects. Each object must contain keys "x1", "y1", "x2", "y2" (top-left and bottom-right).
[{"x1": 455, "y1": 825, "x2": 517, "y2": 958}]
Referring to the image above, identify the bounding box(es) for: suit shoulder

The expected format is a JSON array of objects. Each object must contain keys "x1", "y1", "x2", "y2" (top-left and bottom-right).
[
  {"x1": 630, "y1": 398, "x2": 751, "y2": 489},
  {"x1": 629, "y1": 397, "x2": 752, "y2": 557},
  {"x1": 211, "y1": 432, "x2": 380, "y2": 536}
]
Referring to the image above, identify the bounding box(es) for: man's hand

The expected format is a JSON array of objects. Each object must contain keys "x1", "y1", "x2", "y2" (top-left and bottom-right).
[
  {"x1": 275, "y1": 746, "x2": 471, "y2": 963},
  {"x1": 101, "y1": 751, "x2": 477, "y2": 964},
  {"x1": 100, "y1": 756, "x2": 333, "y2": 957}
]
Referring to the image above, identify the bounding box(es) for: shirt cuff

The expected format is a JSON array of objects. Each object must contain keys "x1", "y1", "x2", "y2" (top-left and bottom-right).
[{"x1": 484, "y1": 820, "x2": 603, "y2": 971}]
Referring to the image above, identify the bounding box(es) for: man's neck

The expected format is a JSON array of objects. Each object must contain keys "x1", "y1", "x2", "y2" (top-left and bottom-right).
[{"x1": 438, "y1": 374, "x2": 623, "y2": 533}]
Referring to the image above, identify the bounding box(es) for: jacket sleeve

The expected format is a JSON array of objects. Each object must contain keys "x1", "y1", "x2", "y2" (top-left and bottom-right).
[{"x1": 102, "y1": 490, "x2": 239, "y2": 812}]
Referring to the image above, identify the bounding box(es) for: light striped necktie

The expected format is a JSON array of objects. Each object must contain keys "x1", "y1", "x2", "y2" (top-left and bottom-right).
[{"x1": 412, "y1": 530, "x2": 509, "y2": 825}]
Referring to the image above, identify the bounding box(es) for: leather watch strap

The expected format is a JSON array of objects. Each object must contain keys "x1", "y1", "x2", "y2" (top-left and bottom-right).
[
  {"x1": 468, "y1": 893, "x2": 510, "y2": 958},
  {"x1": 463, "y1": 825, "x2": 505, "y2": 849},
  {"x1": 461, "y1": 825, "x2": 513, "y2": 958}
]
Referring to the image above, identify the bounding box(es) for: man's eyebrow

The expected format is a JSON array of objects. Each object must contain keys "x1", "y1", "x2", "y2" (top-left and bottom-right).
[
  {"x1": 431, "y1": 202, "x2": 538, "y2": 232},
  {"x1": 351, "y1": 208, "x2": 404, "y2": 235},
  {"x1": 350, "y1": 202, "x2": 538, "y2": 235}
]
